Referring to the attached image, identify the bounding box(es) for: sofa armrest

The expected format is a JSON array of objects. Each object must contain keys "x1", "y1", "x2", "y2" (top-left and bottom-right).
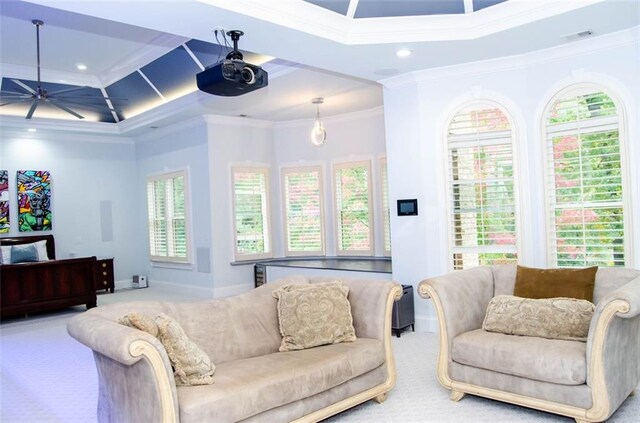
[
  {"x1": 585, "y1": 275, "x2": 640, "y2": 422},
  {"x1": 417, "y1": 266, "x2": 495, "y2": 389},
  {"x1": 67, "y1": 313, "x2": 179, "y2": 422}
]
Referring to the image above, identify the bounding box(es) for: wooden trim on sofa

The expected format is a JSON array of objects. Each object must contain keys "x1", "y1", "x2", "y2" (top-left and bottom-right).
[
  {"x1": 291, "y1": 284, "x2": 403, "y2": 423},
  {"x1": 421, "y1": 283, "x2": 633, "y2": 423},
  {"x1": 129, "y1": 340, "x2": 178, "y2": 423}
]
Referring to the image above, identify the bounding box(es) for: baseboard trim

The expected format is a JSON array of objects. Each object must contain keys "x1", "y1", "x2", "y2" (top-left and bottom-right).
[
  {"x1": 123, "y1": 279, "x2": 253, "y2": 299},
  {"x1": 114, "y1": 279, "x2": 132, "y2": 290},
  {"x1": 415, "y1": 314, "x2": 438, "y2": 333}
]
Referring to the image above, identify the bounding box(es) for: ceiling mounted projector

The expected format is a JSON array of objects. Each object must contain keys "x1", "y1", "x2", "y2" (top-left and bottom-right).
[{"x1": 196, "y1": 30, "x2": 268, "y2": 97}]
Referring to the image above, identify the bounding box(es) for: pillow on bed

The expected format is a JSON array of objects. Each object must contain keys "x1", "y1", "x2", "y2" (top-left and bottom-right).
[
  {"x1": 11, "y1": 244, "x2": 39, "y2": 263},
  {"x1": 0, "y1": 245, "x2": 11, "y2": 264},
  {"x1": 0, "y1": 241, "x2": 49, "y2": 264},
  {"x1": 33, "y1": 240, "x2": 50, "y2": 261}
]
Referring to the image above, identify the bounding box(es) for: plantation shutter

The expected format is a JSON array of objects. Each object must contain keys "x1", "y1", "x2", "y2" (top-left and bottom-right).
[
  {"x1": 333, "y1": 161, "x2": 374, "y2": 256},
  {"x1": 282, "y1": 167, "x2": 324, "y2": 256},
  {"x1": 146, "y1": 171, "x2": 189, "y2": 263},
  {"x1": 380, "y1": 158, "x2": 391, "y2": 255},
  {"x1": 545, "y1": 89, "x2": 626, "y2": 267},
  {"x1": 447, "y1": 105, "x2": 518, "y2": 270},
  {"x1": 232, "y1": 167, "x2": 271, "y2": 260}
]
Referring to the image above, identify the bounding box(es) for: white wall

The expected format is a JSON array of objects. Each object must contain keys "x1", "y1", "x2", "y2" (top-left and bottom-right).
[
  {"x1": 0, "y1": 130, "x2": 140, "y2": 282},
  {"x1": 205, "y1": 116, "x2": 274, "y2": 293},
  {"x1": 272, "y1": 108, "x2": 388, "y2": 257},
  {"x1": 135, "y1": 118, "x2": 214, "y2": 291},
  {"x1": 382, "y1": 29, "x2": 640, "y2": 331}
]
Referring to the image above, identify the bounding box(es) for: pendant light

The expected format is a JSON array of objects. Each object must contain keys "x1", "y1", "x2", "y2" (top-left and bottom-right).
[{"x1": 310, "y1": 97, "x2": 326, "y2": 146}]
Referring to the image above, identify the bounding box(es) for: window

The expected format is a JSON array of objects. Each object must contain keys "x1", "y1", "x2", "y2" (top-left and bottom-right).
[
  {"x1": 380, "y1": 157, "x2": 391, "y2": 256},
  {"x1": 447, "y1": 103, "x2": 519, "y2": 270},
  {"x1": 281, "y1": 166, "x2": 325, "y2": 256},
  {"x1": 333, "y1": 160, "x2": 374, "y2": 256},
  {"x1": 232, "y1": 166, "x2": 272, "y2": 261},
  {"x1": 146, "y1": 170, "x2": 190, "y2": 263},
  {"x1": 544, "y1": 87, "x2": 628, "y2": 267}
]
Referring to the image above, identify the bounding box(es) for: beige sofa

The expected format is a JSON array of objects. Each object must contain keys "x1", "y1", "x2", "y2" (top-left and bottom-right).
[
  {"x1": 68, "y1": 276, "x2": 402, "y2": 423},
  {"x1": 418, "y1": 265, "x2": 640, "y2": 423}
]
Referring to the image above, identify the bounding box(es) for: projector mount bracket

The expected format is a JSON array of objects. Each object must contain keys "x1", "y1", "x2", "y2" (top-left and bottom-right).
[{"x1": 225, "y1": 30, "x2": 244, "y2": 61}]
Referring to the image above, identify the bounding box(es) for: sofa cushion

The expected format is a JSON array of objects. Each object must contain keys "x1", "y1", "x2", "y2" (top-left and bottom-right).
[
  {"x1": 482, "y1": 295, "x2": 594, "y2": 341},
  {"x1": 452, "y1": 329, "x2": 586, "y2": 385},
  {"x1": 273, "y1": 281, "x2": 356, "y2": 351},
  {"x1": 155, "y1": 313, "x2": 215, "y2": 386},
  {"x1": 177, "y1": 338, "x2": 384, "y2": 423},
  {"x1": 514, "y1": 265, "x2": 597, "y2": 301}
]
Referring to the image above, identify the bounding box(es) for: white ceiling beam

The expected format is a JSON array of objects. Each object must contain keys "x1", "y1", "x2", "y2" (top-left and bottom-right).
[
  {"x1": 346, "y1": 0, "x2": 360, "y2": 19},
  {"x1": 463, "y1": 0, "x2": 474, "y2": 14},
  {"x1": 137, "y1": 69, "x2": 165, "y2": 101},
  {"x1": 182, "y1": 43, "x2": 206, "y2": 71}
]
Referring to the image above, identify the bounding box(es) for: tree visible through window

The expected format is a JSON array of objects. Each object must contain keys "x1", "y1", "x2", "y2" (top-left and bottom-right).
[
  {"x1": 545, "y1": 88, "x2": 626, "y2": 267},
  {"x1": 333, "y1": 161, "x2": 374, "y2": 255},
  {"x1": 146, "y1": 171, "x2": 189, "y2": 263},
  {"x1": 380, "y1": 158, "x2": 391, "y2": 256},
  {"x1": 282, "y1": 166, "x2": 324, "y2": 256},
  {"x1": 232, "y1": 167, "x2": 272, "y2": 260},
  {"x1": 447, "y1": 104, "x2": 518, "y2": 270}
]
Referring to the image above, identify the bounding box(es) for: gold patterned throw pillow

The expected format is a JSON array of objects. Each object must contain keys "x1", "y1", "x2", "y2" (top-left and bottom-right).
[
  {"x1": 273, "y1": 281, "x2": 356, "y2": 352},
  {"x1": 483, "y1": 295, "x2": 595, "y2": 342},
  {"x1": 117, "y1": 312, "x2": 159, "y2": 337},
  {"x1": 155, "y1": 313, "x2": 215, "y2": 386}
]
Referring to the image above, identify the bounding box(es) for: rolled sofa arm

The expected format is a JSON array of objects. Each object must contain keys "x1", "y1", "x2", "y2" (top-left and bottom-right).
[
  {"x1": 585, "y1": 276, "x2": 640, "y2": 422},
  {"x1": 68, "y1": 313, "x2": 179, "y2": 423}
]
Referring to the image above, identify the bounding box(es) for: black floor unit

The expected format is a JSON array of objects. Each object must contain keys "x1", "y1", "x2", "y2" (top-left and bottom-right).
[{"x1": 392, "y1": 284, "x2": 415, "y2": 337}]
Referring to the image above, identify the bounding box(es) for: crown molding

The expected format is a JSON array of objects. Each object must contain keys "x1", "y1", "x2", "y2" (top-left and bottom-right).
[
  {"x1": 380, "y1": 26, "x2": 639, "y2": 89},
  {"x1": 0, "y1": 114, "x2": 121, "y2": 136},
  {"x1": 203, "y1": 0, "x2": 605, "y2": 45},
  {"x1": 203, "y1": 114, "x2": 274, "y2": 129},
  {"x1": 134, "y1": 115, "x2": 207, "y2": 143},
  {"x1": 273, "y1": 106, "x2": 384, "y2": 129}
]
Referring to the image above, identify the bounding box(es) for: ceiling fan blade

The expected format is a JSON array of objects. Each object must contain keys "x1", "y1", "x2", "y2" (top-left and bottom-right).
[
  {"x1": 48, "y1": 98, "x2": 121, "y2": 113},
  {"x1": 11, "y1": 79, "x2": 37, "y2": 94},
  {"x1": 47, "y1": 86, "x2": 91, "y2": 96},
  {"x1": 25, "y1": 99, "x2": 39, "y2": 119},
  {"x1": 56, "y1": 95, "x2": 129, "y2": 102},
  {"x1": 0, "y1": 95, "x2": 32, "y2": 99},
  {"x1": 0, "y1": 98, "x2": 32, "y2": 106},
  {"x1": 44, "y1": 98, "x2": 85, "y2": 119},
  {"x1": 1, "y1": 90, "x2": 32, "y2": 96}
]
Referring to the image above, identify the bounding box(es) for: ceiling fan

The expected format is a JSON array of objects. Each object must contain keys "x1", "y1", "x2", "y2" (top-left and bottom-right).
[{"x1": 0, "y1": 19, "x2": 122, "y2": 120}]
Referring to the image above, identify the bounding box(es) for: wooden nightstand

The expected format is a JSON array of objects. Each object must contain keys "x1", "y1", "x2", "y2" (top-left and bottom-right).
[{"x1": 95, "y1": 258, "x2": 114, "y2": 293}]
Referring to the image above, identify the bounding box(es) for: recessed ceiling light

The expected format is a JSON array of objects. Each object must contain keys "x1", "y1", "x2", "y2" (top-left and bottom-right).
[
  {"x1": 396, "y1": 48, "x2": 412, "y2": 58},
  {"x1": 27, "y1": 128, "x2": 37, "y2": 132},
  {"x1": 76, "y1": 64, "x2": 87, "y2": 71}
]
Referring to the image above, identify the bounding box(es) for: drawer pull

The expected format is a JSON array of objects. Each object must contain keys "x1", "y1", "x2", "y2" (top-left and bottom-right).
[
  {"x1": 103, "y1": 281, "x2": 107, "y2": 285},
  {"x1": 102, "y1": 263, "x2": 107, "y2": 268},
  {"x1": 103, "y1": 271, "x2": 107, "y2": 276}
]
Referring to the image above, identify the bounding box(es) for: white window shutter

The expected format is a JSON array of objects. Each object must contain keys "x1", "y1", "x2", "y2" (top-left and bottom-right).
[
  {"x1": 380, "y1": 158, "x2": 391, "y2": 256},
  {"x1": 232, "y1": 167, "x2": 272, "y2": 261},
  {"x1": 447, "y1": 105, "x2": 519, "y2": 270},
  {"x1": 282, "y1": 166, "x2": 324, "y2": 256},
  {"x1": 545, "y1": 89, "x2": 626, "y2": 267},
  {"x1": 333, "y1": 160, "x2": 374, "y2": 256}
]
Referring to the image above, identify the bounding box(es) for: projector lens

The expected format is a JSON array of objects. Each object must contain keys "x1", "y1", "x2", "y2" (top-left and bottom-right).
[{"x1": 241, "y1": 67, "x2": 256, "y2": 85}]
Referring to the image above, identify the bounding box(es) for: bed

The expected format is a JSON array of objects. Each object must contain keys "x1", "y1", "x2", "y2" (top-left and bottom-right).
[{"x1": 0, "y1": 234, "x2": 97, "y2": 319}]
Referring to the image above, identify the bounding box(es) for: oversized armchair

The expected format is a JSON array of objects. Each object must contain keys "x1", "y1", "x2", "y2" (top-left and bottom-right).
[{"x1": 418, "y1": 265, "x2": 640, "y2": 423}]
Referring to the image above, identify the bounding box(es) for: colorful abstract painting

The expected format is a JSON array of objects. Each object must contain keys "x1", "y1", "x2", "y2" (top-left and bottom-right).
[
  {"x1": 17, "y1": 170, "x2": 52, "y2": 232},
  {"x1": 0, "y1": 170, "x2": 8, "y2": 233}
]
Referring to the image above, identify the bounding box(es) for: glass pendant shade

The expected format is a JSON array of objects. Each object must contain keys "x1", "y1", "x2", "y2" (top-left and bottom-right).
[{"x1": 311, "y1": 119, "x2": 326, "y2": 146}]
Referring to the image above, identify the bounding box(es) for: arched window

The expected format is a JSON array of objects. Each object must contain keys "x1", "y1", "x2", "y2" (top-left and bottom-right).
[
  {"x1": 446, "y1": 102, "x2": 519, "y2": 270},
  {"x1": 544, "y1": 86, "x2": 628, "y2": 267}
]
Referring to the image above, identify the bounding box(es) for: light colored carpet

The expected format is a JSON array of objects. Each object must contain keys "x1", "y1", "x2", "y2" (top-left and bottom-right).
[{"x1": 1, "y1": 286, "x2": 638, "y2": 423}]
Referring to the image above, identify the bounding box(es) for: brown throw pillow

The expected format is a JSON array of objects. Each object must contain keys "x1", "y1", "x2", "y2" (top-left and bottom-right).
[
  {"x1": 514, "y1": 265, "x2": 597, "y2": 301},
  {"x1": 272, "y1": 281, "x2": 356, "y2": 352},
  {"x1": 155, "y1": 313, "x2": 215, "y2": 386},
  {"x1": 483, "y1": 295, "x2": 595, "y2": 342}
]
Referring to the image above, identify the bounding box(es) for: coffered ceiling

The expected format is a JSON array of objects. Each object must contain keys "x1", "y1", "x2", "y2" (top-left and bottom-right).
[{"x1": 0, "y1": 0, "x2": 637, "y2": 132}]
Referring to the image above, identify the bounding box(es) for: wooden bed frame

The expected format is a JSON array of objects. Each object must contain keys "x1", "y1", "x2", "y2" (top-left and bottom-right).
[{"x1": 0, "y1": 234, "x2": 97, "y2": 319}]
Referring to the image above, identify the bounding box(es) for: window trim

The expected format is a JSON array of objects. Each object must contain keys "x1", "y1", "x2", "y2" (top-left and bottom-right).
[
  {"x1": 146, "y1": 169, "x2": 192, "y2": 264},
  {"x1": 231, "y1": 165, "x2": 273, "y2": 262},
  {"x1": 379, "y1": 156, "x2": 392, "y2": 257},
  {"x1": 280, "y1": 165, "x2": 326, "y2": 257},
  {"x1": 443, "y1": 100, "x2": 522, "y2": 271},
  {"x1": 541, "y1": 82, "x2": 633, "y2": 268},
  {"x1": 332, "y1": 159, "x2": 375, "y2": 256}
]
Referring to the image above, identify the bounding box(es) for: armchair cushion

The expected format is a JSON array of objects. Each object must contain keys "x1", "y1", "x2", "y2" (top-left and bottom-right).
[
  {"x1": 452, "y1": 329, "x2": 587, "y2": 385},
  {"x1": 482, "y1": 295, "x2": 594, "y2": 341},
  {"x1": 514, "y1": 265, "x2": 597, "y2": 301}
]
